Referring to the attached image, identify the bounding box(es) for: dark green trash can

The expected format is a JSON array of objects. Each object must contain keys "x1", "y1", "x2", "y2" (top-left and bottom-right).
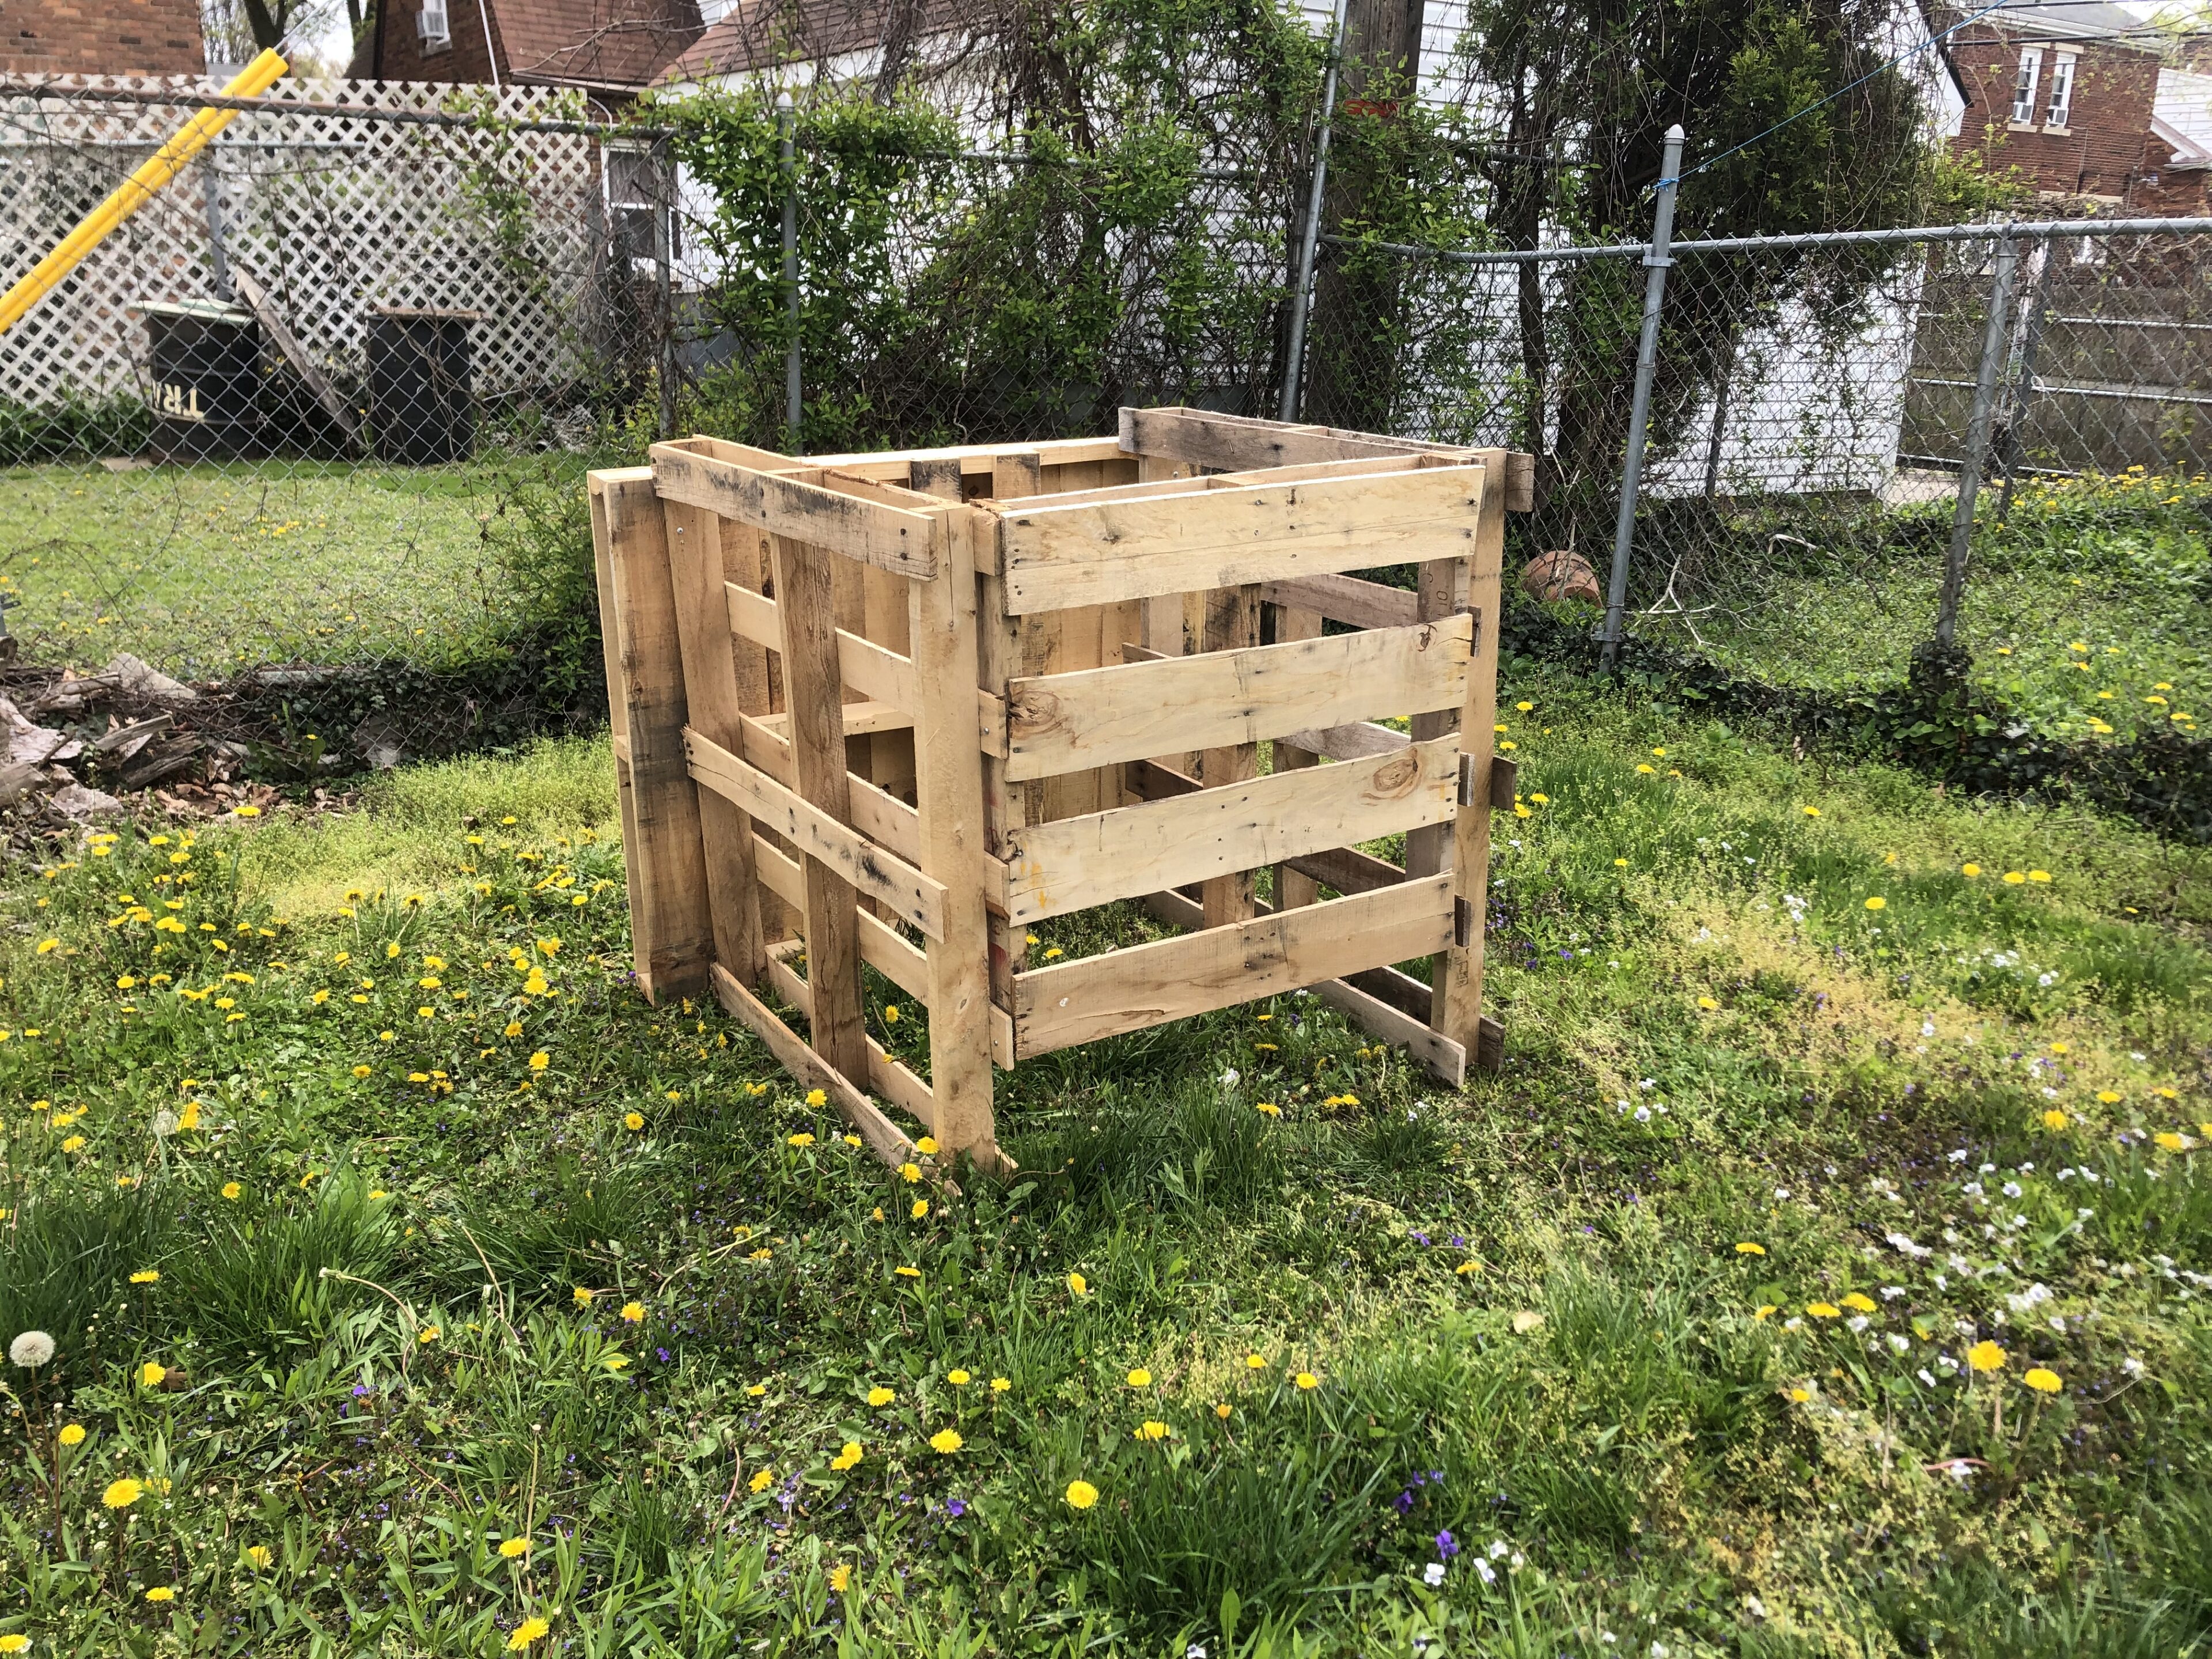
[
  {"x1": 137, "y1": 300, "x2": 263, "y2": 460},
  {"x1": 366, "y1": 306, "x2": 481, "y2": 464}
]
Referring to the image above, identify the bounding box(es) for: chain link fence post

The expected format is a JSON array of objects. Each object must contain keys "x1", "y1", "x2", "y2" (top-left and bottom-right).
[
  {"x1": 1994, "y1": 233, "x2": 2053, "y2": 528},
  {"x1": 654, "y1": 135, "x2": 677, "y2": 441},
  {"x1": 1934, "y1": 228, "x2": 2018, "y2": 653},
  {"x1": 1599, "y1": 122, "x2": 1682, "y2": 672},
  {"x1": 778, "y1": 89, "x2": 801, "y2": 452}
]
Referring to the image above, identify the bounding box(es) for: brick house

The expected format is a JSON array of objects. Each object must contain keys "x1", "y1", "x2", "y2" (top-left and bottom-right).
[
  {"x1": 0, "y1": 0, "x2": 206, "y2": 76},
  {"x1": 1941, "y1": 1, "x2": 2160, "y2": 203},
  {"x1": 350, "y1": 0, "x2": 703, "y2": 94},
  {"x1": 2133, "y1": 69, "x2": 2212, "y2": 215}
]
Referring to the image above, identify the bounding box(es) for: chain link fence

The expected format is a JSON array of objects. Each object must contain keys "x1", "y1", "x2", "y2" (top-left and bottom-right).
[
  {"x1": 1319, "y1": 215, "x2": 2209, "y2": 820},
  {"x1": 2, "y1": 74, "x2": 2205, "y2": 830},
  {"x1": 0, "y1": 77, "x2": 676, "y2": 805}
]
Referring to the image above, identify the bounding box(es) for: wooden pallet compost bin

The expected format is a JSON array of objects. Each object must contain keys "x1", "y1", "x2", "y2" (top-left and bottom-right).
[{"x1": 588, "y1": 407, "x2": 1535, "y2": 1178}]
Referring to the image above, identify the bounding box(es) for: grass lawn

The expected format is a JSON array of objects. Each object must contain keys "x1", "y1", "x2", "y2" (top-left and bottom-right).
[
  {"x1": 1641, "y1": 471, "x2": 2210, "y2": 743},
  {"x1": 2, "y1": 677, "x2": 2210, "y2": 1656},
  {"x1": 0, "y1": 459, "x2": 524, "y2": 676}
]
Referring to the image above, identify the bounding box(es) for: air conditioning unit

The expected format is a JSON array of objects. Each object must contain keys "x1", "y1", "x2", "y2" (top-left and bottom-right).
[{"x1": 417, "y1": 2, "x2": 450, "y2": 46}]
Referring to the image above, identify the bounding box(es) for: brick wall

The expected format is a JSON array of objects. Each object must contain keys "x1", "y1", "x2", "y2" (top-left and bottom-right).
[
  {"x1": 355, "y1": 0, "x2": 501, "y2": 84},
  {"x1": 1946, "y1": 26, "x2": 2158, "y2": 200},
  {"x1": 2131, "y1": 132, "x2": 2212, "y2": 217},
  {"x1": 1, "y1": 0, "x2": 206, "y2": 75}
]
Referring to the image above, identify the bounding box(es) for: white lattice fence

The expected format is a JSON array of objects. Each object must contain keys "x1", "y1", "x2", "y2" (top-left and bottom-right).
[{"x1": 0, "y1": 77, "x2": 608, "y2": 411}]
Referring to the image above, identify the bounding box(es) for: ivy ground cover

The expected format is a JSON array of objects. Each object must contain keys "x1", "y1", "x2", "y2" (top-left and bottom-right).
[{"x1": 2, "y1": 684, "x2": 2209, "y2": 1657}]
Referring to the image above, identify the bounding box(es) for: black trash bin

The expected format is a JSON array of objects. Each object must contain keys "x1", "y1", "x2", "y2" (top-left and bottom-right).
[
  {"x1": 366, "y1": 307, "x2": 481, "y2": 464},
  {"x1": 137, "y1": 300, "x2": 263, "y2": 460}
]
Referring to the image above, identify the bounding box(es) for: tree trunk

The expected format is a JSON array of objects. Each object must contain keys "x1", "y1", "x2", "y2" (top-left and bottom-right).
[{"x1": 1298, "y1": 0, "x2": 1422, "y2": 434}]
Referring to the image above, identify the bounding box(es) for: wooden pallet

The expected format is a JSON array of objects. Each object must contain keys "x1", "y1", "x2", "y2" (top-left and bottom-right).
[{"x1": 588, "y1": 407, "x2": 1533, "y2": 1178}]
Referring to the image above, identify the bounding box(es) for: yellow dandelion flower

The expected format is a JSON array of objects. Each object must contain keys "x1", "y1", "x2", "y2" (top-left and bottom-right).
[
  {"x1": 1293, "y1": 1372, "x2": 1319, "y2": 1391},
  {"x1": 928, "y1": 1428, "x2": 963, "y2": 1455},
  {"x1": 1064, "y1": 1478, "x2": 1099, "y2": 1509},
  {"x1": 1067, "y1": 1272, "x2": 1089, "y2": 1297},
  {"x1": 868, "y1": 1387, "x2": 895, "y2": 1407},
  {"x1": 507, "y1": 1617, "x2": 550, "y2": 1650},
  {"x1": 59, "y1": 1423, "x2": 86, "y2": 1446},
  {"x1": 103, "y1": 1478, "x2": 143, "y2": 1508},
  {"x1": 499, "y1": 1537, "x2": 531, "y2": 1558},
  {"x1": 1968, "y1": 1340, "x2": 2006, "y2": 1373},
  {"x1": 1863, "y1": 896, "x2": 1885, "y2": 911},
  {"x1": 1734, "y1": 1242, "x2": 1765, "y2": 1256},
  {"x1": 2023, "y1": 1368, "x2": 2062, "y2": 1395},
  {"x1": 1126, "y1": 1368, "x2": 1151, "y2": 1388},
  {"x1": 620, "y1": 1302, "x2": 645, "y2": 1324}
]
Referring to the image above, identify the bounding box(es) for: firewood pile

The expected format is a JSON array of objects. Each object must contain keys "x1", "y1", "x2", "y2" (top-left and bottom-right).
[{"x1": 1, "y1": 653, "x2": 288, "y2": 825}]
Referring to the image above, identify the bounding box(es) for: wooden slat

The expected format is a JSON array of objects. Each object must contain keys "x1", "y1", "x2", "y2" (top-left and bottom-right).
[
  {"x1": 908, "y1": 508, "x2": 1008, "y2": 1173},
  {"x1": 1268, "y1": 598, "x2": 1323, "y2": 914},
  {"x1": 1137, "y1": 884, "x2": 1464, "y2": 1085},
  {"x1": 1005, "y1": 613, "x2": 1468, "y2": 782},
  {"x1": 1003, "y1": 735, "x2": 1459, "y2": 925},
  {"x1": 733, "y1": 710, "x2": 922, "y2": 866},
  {"x1": 685, "y1": 728, "x2": 946, "y2": 940},
  {"x1": 1118, "y1": 406, "x2": 1461, "y2": 472},
  {"x1": 762, "y1": 949, "x2": 938, "y2": 1131},
  {"x1": 1014, "y1": 876, "x2": 1453, "y2": 1055},
  {"x1": 727, "y1": 582, "x2": 1007, "y2": 754},
  {"x1": 664, "y1": 496, "x2": 768, "y2": 988},
  {"x1": 709, "y1": 964, "x2": 935, "y2": 1180},
  {"x1": 770, "y1": 533, "x2": 870, "y2": 1081},
  {"x1": 752, "y1": 833, "x2": 931, "y2": 1005},
  {"x1": 1291, "y1": 843, "x2": 1410, "y2": 897},
  {"x1": 653, "y1": 446, "x2": 938, "y2": 578},
  {"x1": 728, "y1": 581, "x2": 917, "y2": 709},
  {"x1": 1124, "y1": 759, "x2": 1409, "y2": 897},
  {"x1": 589, "y1": 469, "x2": 713, "y2": 1003},
  {"x1": 1016, "y1": 452, "x2": 1434, "y2": 511},
  {"x1": 997, "y1": 463, "x2": 1486, "y2": 615},
  {"x1": 1347, "y1": 965, "x2": 1434, "y2": 1021},
  {"x1": 757, "y1": 700, "x2": 910, "y2": 741},
  {"x1": 233, "y1": 270, "x2": 356, "y2": 438},
  {"x1": 1279, "y1": 721, "x2": 1411, "y2": 762},
  {"x1": 796, "y1": 435, "x2": 1128, "y2": 482},
  {"x1": 1199, "y1": 582, "x2": 1262, "y2": 927},
  {"x1": 1311, "y1": 977, "x2": 1467, "y2": 1086},
  {"x1": 1119, "y1": 407, "x2": 1537, "y2": 511},
  {"x1": 1259, "y1": 573, "x2": 1420, "y2": 631},
  {"x1": 1406, "y1": 562, "x2": 1467, "y2": 881},
  {"x1": 590, "y1": 474, "x2": 650, "y2": 984}
]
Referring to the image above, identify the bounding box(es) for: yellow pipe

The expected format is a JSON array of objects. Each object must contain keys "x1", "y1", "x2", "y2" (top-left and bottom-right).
[{"x1": 0, "y1": 48, "x2": 288, "y2": 338}]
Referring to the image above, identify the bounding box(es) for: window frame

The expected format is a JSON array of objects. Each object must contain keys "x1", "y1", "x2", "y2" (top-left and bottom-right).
[
  {"x1": 2044, "y1": 50, "x2": 2077, "y2": 128},
  {"x1": 2012, "y1": 46, "x2": 2044, "y2": 126}
]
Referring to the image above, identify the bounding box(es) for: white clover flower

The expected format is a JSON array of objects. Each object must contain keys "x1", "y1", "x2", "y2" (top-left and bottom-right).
[{"x1": 10, "y1": 1330, "x2": 56, "y2": 1369}]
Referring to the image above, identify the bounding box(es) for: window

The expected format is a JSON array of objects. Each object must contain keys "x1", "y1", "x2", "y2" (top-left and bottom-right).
[
  {"x1": 2046, "y1": 52, "x2": 2076, "y2": 127},
  {"x1": 606, "y1": 143, "x2": 678, "y2": 266},
  {"x1": 2012, "y1": 47, "x2": 2043, "y2": 124},
  {"x1": 416, "y1": 0, "x2": 451, "y2": 49}
]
